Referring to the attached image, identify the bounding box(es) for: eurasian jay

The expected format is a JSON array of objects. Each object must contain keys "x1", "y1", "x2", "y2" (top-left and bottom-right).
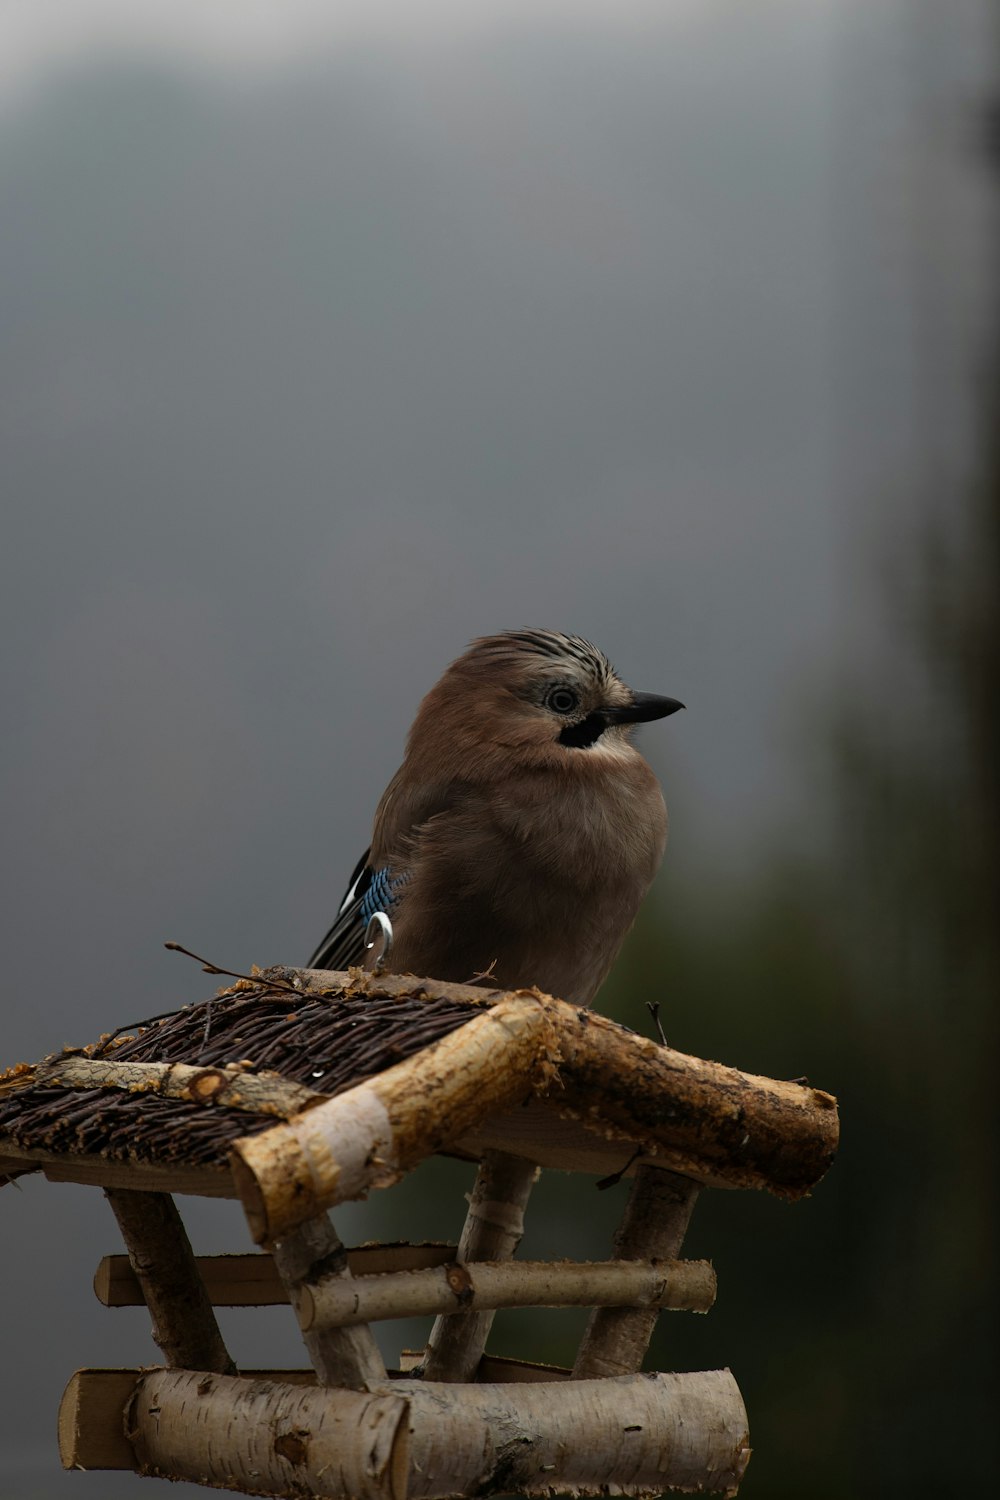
[{"x1": 308, "y1": 629, "x2": 682, "y2": 1006}]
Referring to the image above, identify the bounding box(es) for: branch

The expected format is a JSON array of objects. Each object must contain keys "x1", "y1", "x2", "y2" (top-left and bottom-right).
[
  {"x1": 302, "y1": 1256, "x2": 715, "y2": 1331},
  {"x1": 271, "y1": 1213, "x2": 386, "y2": 1389},
  {"x1": 29, "y1": 1055, "x2": 323, "y2": 1119},
  {"x1": 230, "y1": 994, "x2": 554, "y2": 1244},
  {"x1": 573, "y1": 1166, "x2": 700, "y2": 1379},
  {"x1": 423, "y1": 1149, "x2": 538, "y2": 1382},
  {"x1": 103, "y1": 1189, "x2": 236, "y2": 1374}
]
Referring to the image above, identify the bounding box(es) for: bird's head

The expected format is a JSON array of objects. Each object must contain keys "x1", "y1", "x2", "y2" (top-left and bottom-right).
[{"x1": 409, "y1": 629, "x2": 683, "y2": 768}]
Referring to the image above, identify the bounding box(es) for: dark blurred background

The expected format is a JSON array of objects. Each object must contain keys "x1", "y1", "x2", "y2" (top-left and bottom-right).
[{"x1": 2, "y1": 2, "x2": 997, "y2": 1496}]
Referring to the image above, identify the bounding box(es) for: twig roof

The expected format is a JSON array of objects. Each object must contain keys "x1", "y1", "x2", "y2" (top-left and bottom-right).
[
  {"x1": 0, "y1": 966, "x2": 839, "y2": 1201},
  {"x1": 0, "y1": 976, "x2": 480, "y2": 1169}
]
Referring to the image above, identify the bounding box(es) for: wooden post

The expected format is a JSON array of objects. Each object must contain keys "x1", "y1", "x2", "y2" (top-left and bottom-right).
[
  {"x1": 572, "y1": 1165, "x2": 700, "y2": 1379},
  {"x1": 272, "y1": 1212, "x2": 386, "y2": 1389},
  {"x1": 422, "y1": 1151, "x2": 538, "y2": 1382},
  {"x1": 103, "y1": 1188, "x2": 236, "y2": 1375}
]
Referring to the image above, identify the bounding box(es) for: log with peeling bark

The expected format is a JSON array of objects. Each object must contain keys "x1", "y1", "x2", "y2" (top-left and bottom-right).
[
  {"x1": 547, "y1": 1006, "x2": 836, "y2": 1195},
  {"x1": 287, "y1": 968, "x2": 838, "y2": 1198},
  {"x1": 125, "y1": 1370, "x2": 408, "y2": 1499},
  {"x1": 271, "y1": 1212, "x2": 386, "y2": 1388},
  {"x1": 391, "y1": 1368, "x2": 750, "y2": 1499},
  {"x1": 231, "y1": 993, "x2": 554, "y2": 1243},
  {"x1": 2, "y1": 970, "x2": 837, "y2": 1210},
  {"x1": 574, "y1": 1166, "x2": 700, "y2": 1379},
  {"x1": 301, "y1": 1255, "x2": 715, "y2": 1330},
  {"x1": 103, "y1": 1188, "x2": 236, "y2": 1375},
  {"x1": 16, "y1": 1055, "x2": 324, "y2": 1118},
  {"x1": 423, "y1": 1149, "x2": 538, "y2": 1382},
  {"x1": 65, "y1": 1366, "x2": 750, "y2": 1498}
]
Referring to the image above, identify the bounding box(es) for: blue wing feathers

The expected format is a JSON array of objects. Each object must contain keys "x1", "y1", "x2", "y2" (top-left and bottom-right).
[{"x1": 308, "y1": 851, "x2": 408, "y2": 971}]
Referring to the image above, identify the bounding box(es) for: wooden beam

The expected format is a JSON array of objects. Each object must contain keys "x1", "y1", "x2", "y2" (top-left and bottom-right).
[
  {"x1": 423, "y1": 1150, "x2": 538, "y2": 1383},
  {"x1": 94, "y1": 1241, "x2": 459, "y2": 1306},
  {"x1": 0, "y1": 1139, "x2": 233, "y2": 1196},
  {"x1": 271, "y1": 1213, "x2": 386, "y2": 1388},
  {"x1": 573, "y1": 1166, "x2": 700, "y2": 1379},
  {"x1": 59, "y1": 1363, "x2": 572, "y2": 1468},
  {"x1": 231, "y1": 995, "x2": 554, "y2": 1244},
  {"x1": 286, "y1": 969, "x2": 839, "y2": 1199},
  {"x1": 302, "y1": 1256, "x2": 715, "y2": 1331},
  {"x1": 104, "y1": 1188, "x2": 236, "y2": 1374}
]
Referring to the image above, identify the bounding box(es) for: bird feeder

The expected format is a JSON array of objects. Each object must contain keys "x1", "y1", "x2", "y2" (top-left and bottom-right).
[{"x1": 0, "y1": 966, "x2": 838, "y2": 1498}]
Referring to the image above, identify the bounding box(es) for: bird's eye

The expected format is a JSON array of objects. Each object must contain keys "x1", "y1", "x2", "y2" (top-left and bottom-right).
[{"x1": 547, "y1": 687, "x2": 579, "y2": 715}]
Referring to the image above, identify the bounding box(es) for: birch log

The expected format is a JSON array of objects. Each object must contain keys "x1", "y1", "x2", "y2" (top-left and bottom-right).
[
  {"x1": 422, "y1": 1149, "x2": 538, "y2": 1383},
  {"x1": 303, "y1": 1257, "x2": 715, "y2": 1330},
  {"x1": 390, "y1": 1370, "x2": 750, "y2": 1499},
  {"x1": 286, "y1": 969, "x2": 839, "y2": 1198},
  {"x1": 271, "y1": 1212, "x2": 386, "y2": 1388},
  {"x1": 103, "y1": 1188, "x2": 236, "y2": 1375},
  {"x1": 115, "y1": 1367, "x2": 749, "y2": 1497},
  {"x1": 574, "y1": 1167, "x2": 700, "y2": 1379},
  {"x1": 125, "y1": 1370, "x2": 409, "y2": 1500},
  {"x1": 26, "y1": 1056, "x2": 324, "y2": 1119},
  {"x1": 231, "y1": 995, "x2": 553, "y2": 1243}
]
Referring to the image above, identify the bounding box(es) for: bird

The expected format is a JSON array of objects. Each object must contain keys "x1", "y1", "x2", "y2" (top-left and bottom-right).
[{"x1": 307, "y1": 629, "x2": 683, "y2": 1007}]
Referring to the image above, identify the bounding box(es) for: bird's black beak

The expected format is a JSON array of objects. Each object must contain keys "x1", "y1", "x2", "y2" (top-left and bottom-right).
[{"x1": 605, "y1": 692, "x2": 685, "y2": 725}]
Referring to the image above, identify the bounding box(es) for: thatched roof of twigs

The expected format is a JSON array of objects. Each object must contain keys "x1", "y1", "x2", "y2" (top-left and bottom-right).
[
  {"x1": 0, "y1": 964, "x2": 839, "y2": 1200},
  {"x1": 0, "y1": 971, "x2": 483, "y2": 1170}
]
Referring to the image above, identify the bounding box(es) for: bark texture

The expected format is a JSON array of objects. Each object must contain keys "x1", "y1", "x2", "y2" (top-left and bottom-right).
[
  {"x1": 574, "y1": 1167, "x2": 700, "y2": 1379},
  {"x1": 388, "y1": 1369, "x2": 750, "y2": 1498},
  {"x1": 290, "y1": 969, "x2": 839, "y2": 1197},
  {"x1": 84, "y1": 1366, "x2": 750, "y2": 1497},
  {"x1": 271, "y1": 1213, "x2": 386, "y2": 1388},
  {"x1": 27, "y1": 1055, "x2": 324, "y2": 1117},
  {"x1": 94, "y1": 1241, "x2": 458, "y2": 1306},
  {"x1": 126, "y1": 1370, "x2": 409, "y2": 1499},
  {"x1": 423, "y1": 1149, "x2": 538, "y2": 1382},
  {"x1": 304, "y1": 1256, "x2": 715, "y2": 1331},
  {"x1": 231, "y1": 994, "x2": 553, "y2": 1243},
  {"x1": 3, "y1": 970, "x2": 838, "y2": 1206},
  {"x1": 103, "y1": 1188, "x2": 236, "y2": 1374}
]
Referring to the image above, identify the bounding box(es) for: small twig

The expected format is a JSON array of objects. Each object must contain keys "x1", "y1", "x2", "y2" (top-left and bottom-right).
[
  {"x1": 99, "y1": 1006, "x2": 197, "y2": 1046},
  {"x1": 596, "y1": 1147, "x2": 643, "y2": 1191},
  {"x1": 646, "y1": 1002, "x2": 668, "y2": 1047},
  {"x1": 164, "y1": 942, "x2": 302, "y2": 996},
  {"x1": 95, "y1": 945, "x2": 303, "y2": 1050}
]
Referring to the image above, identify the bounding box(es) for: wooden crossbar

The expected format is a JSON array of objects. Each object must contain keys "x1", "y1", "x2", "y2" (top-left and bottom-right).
[{"x1": 94, "y1": 1243, "x2": 458, "y2": 1306}]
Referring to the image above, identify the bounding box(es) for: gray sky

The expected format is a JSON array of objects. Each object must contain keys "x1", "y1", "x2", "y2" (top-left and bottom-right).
[{"x1": 0, "y1": 2, "x2": 990, "y2": 1493}]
